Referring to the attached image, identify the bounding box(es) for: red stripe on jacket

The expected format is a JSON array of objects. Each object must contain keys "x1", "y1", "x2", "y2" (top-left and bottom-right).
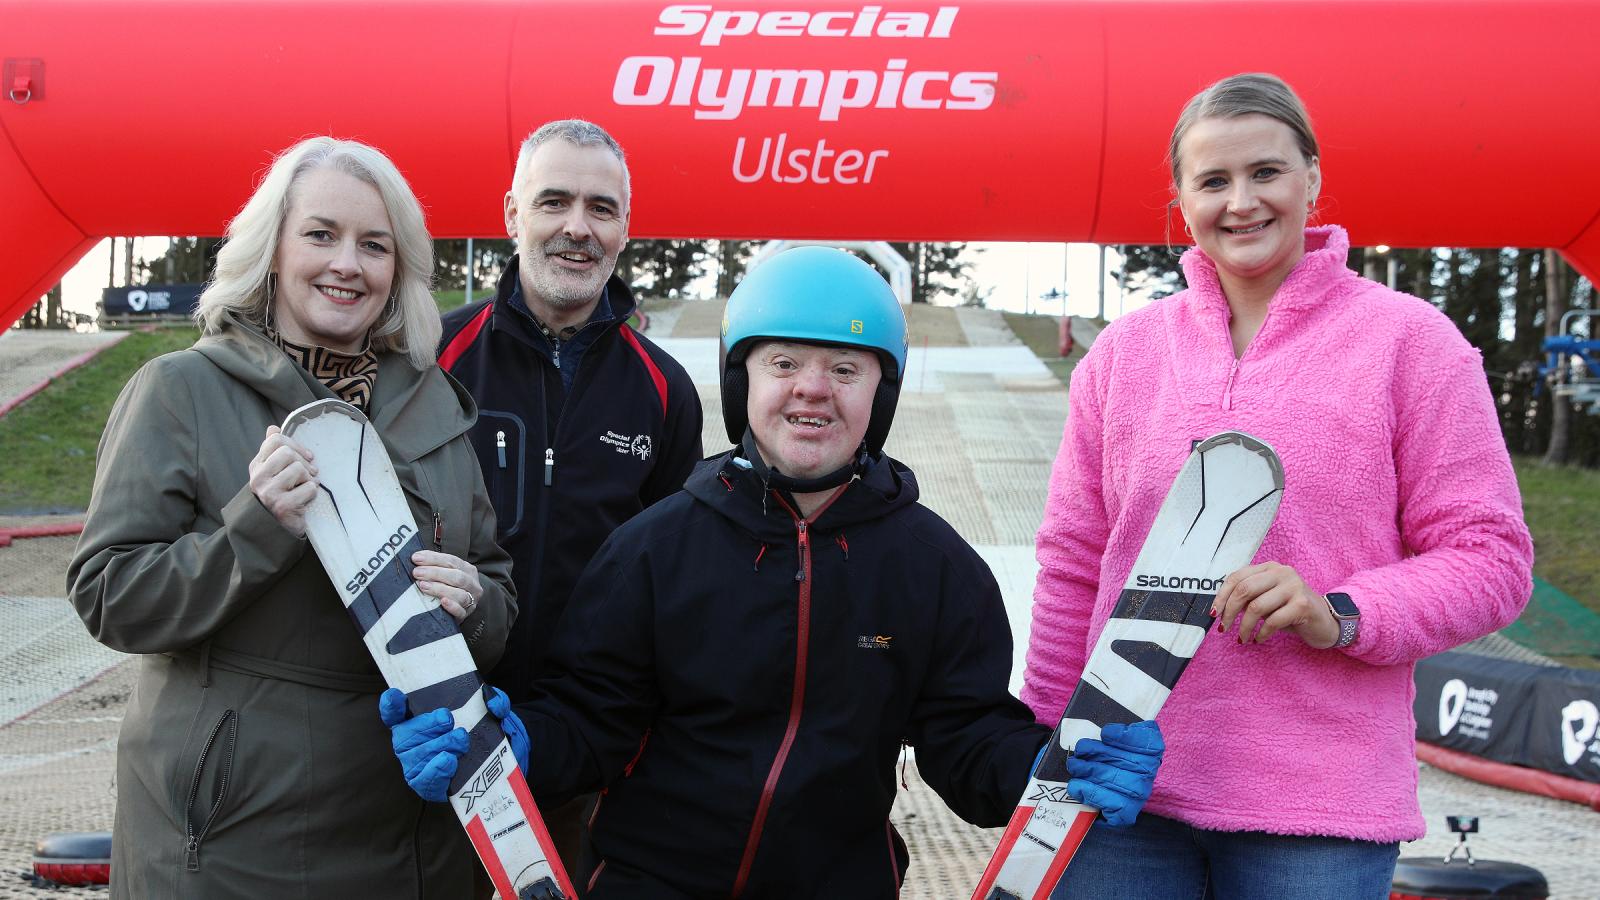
[
  {"x1": 618, "y1": 323, "x2": 668, "y2": 415},
  {"x1": 438, "y1": 302, "x2": 495, "y2": 371}
]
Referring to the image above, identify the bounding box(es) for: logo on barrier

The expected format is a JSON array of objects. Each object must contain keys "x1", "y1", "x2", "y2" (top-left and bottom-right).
[
  {"x1": 1438, "y1": 678, "x2": 1497, "y2": 741},
  {"x1": 614, "y1": 4, "x2": 1002, "y2": 186},
  {"x1": 128, "y1": 289, "x2": 148, "y2": 312},
  {"x1": 1560, "y1": 699, "x2": 1599, "y2": 766},
  {"x1": 1439, "y1": 678, "x2": 1467, "y2": 735}
]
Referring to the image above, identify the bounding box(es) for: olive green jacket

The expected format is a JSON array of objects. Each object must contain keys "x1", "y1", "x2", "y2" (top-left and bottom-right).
[{"x1": 68, "y1": 317, "x2": 515, "y2": 899}]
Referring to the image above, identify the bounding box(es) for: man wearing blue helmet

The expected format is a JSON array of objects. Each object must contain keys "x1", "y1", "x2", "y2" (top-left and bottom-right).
[{"x1": 382, "y1": 248, "x2": 1164, "y2": 897}]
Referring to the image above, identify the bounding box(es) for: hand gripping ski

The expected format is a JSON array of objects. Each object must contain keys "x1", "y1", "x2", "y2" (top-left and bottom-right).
[
  {"x1": 972, "y1": 431, "x2": 1284, "y2": 900},
  {"x1": 283, "y1": 399, "x2": 574, "y2": 900}
]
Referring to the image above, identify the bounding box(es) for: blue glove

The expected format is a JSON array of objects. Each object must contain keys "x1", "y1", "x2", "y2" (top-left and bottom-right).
[
  {"x1": 1066, "y1": 720, "x2": 1165, "y2": 827},
  {"x1": 483, "y1": 685, "x2": 531, "y2": 773},
  {"x1": 379, "y1": 688, "x2": 468, "y2": 802}
]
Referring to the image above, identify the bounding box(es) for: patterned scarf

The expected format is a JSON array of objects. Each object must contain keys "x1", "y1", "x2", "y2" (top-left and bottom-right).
[{"x1": 271, "y1": 331, "x2": 379, "y2": 413}]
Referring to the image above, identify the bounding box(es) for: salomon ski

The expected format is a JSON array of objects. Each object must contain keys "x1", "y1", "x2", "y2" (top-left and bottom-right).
[
  {"x1": 283, "y1": 399, "x2": 573, "y2": 900},
  {"x1": 972, "y1": 431, "x2": 1284, "y2": 900}
]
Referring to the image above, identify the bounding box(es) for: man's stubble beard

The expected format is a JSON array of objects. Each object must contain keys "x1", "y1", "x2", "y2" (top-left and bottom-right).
[{"x1": 521, "y1": 236, "x2": 617, "y2": 311}]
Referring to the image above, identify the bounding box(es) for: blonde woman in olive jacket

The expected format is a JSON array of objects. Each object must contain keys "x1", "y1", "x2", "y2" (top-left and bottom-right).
[{"x1": 68, "y1": 138, "x2": 515, "y2": 899}]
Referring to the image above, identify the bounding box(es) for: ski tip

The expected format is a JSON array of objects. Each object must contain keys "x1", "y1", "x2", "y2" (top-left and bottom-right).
[
  {"x1": 281, "y1": 397, "x2": 370, "y2": 433},
  {"x1": 1195, "y1": 431, "x2": 1284, "y2": 490}
]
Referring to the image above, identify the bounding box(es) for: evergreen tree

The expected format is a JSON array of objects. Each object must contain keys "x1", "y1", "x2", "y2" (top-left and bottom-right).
[
  {"x1": 432, "y1": 239, "x2": 513, "y2": 292},
  {"x1": 140, "y1": 237, "x2": 224, "y2": 284},
  {"x1": 714, "y1": 240, "x2": 755, "y2": 298},
  {"x1": 620, "y1": 239, "x2": 711, "y2": 299},
  {"x1": 883, "y1": 242, "x2": 973, "y2": 303},
  {"x1": 1113, "y1": 245, "x2": 1186, "y2": 298}
]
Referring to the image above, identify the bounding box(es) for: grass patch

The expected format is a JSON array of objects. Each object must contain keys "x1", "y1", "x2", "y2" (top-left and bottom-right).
[
  {"x1": 903, "y1": 304, "x2": 968, "y2": 347},
  {"x1": 1515, "y1": 457, "x2": 1600, "y2": 618},
  {"x1": 0, "y1": 328, "x2": 199, "y2": 513},
  {"x1": 436, "y1": 289, "x2": 470, "y2": 313},
  {"x1": 1002, "y1": 311, "x2": 1083, "y2": 385}
]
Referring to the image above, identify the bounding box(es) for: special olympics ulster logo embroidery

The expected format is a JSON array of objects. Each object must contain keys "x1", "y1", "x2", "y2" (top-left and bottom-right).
[{"x1": 600, "y1": 430, "x2": 652, "y2": 461}]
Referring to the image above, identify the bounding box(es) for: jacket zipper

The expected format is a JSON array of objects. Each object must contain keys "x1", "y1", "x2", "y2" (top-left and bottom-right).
[
  {"x1": 544, "y1": 448, "x2": 554, "y2": 486},
  {"x1": 731, "y1": 488, "x2": 848, "y2": 898},
  {"x1": 184, "y1": 709, "x2": 238, "y2": 872},
  {"x1": 432, "y1": 510, "x2": 444, "y2": 550},
  {"x1": 496, "y1": 430, "x2": 507, "y2": 468},
  {"x1": 1222, "y1": 302, "x2": 1277, "y2": 410}
]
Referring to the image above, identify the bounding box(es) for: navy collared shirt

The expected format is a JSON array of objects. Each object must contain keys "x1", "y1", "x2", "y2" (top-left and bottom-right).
[{"x1": 508, "y1": 279, "x2": 615, "y2": 393}]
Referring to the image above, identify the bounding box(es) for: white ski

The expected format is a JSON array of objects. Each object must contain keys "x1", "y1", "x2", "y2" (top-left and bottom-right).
[
  {"x1": 282, "y1": 399, "x2": 574, "y2": 900},
  {"x1": 972, "y1": 431, "x2": 1284, "y2": 900}
]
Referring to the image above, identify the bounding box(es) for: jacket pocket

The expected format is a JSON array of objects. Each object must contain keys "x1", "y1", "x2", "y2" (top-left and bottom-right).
[
  {"x1": 183, "y1": 709, "x2": 238, "y2": 872},
  {"x1": 473, "y1": 409, "x2": 528, "y2": 540}
]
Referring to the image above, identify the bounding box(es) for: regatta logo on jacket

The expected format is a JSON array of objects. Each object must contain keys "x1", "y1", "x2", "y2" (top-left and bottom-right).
[
  {"x1": 600, "y1": 430, "x2": 653, "y2": 461},
  {"x1": 857, "y1": 634, "x2": 893, "y2": 650}
]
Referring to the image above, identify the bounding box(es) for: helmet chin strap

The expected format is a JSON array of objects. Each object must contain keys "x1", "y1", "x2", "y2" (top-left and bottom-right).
[{"x1": 739, "y1": 427, "x2": 865, "y2": 500}]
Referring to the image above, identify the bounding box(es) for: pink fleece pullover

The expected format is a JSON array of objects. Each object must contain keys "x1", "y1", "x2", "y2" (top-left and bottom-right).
[{"x1": 1022, "y1": 226, "x2": 1534, "y2": 842}]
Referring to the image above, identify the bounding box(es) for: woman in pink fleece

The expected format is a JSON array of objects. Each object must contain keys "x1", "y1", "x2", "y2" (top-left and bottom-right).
[{"x1": 1029, "y1": 73, "x2": 1535, "y2": 898}]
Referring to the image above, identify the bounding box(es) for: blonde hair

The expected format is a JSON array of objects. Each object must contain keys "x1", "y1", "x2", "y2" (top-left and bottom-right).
[
  {"x1": 1168, "y1": 73, "x2": 1320, "y2": 187},
  {"x1": 193, "y1": 137, "x2": 440, "y2": 368}
]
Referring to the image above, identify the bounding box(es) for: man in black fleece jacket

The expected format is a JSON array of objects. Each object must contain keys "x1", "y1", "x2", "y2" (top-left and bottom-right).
[{"x1": 387, "y1": 248, "x2": 1163, "y2": 898}]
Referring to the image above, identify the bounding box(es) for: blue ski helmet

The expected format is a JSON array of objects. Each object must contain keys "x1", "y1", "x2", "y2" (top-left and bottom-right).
[{"x1": 720, "y1": 246, "x2": 909, "y2": 454}]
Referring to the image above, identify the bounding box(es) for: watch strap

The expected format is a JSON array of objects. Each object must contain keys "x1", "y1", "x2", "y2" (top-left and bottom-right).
[{"x1": 1335, "y1": 616, "x2": 1359, "y2": 648}]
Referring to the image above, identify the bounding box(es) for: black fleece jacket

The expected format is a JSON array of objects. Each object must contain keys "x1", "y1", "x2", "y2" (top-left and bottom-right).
[
  {"x1": 438, "y1": 264, "x2": 702, "y2": 701},
  {"x1": 517, "y1": 450, "x2": 1048, "y2": 899}
]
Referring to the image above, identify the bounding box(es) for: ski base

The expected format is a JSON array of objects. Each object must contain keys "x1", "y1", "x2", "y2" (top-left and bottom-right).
[
  {"x1": 972, "y1": 432, "x2": 1284, "y2": 900},
  {"x1": 283, "y1": 399, "x2": 575, "y2": 900}
]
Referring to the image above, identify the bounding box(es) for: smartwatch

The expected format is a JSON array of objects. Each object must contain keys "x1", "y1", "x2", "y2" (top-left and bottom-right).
[{"x1": 1325, "y1": 592, "x2": 1360, "y2": 648}]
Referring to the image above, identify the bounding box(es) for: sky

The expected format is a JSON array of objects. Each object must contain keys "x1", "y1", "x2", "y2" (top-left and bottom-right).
[
  {"x1": 963, "y1": 242, "x2": 1152, "y2": 319},
  {"x1": 56, "y1": 237, "x2": 1153, "y2": 323}
]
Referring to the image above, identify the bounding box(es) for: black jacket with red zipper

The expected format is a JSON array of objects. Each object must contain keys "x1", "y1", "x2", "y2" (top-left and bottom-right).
[
  {"x1": 437, "y1": 262, "x2": 702, "y2": 702},
  {"x1": 515, "y1": 449, "x2": 1049, "y2": 899}
]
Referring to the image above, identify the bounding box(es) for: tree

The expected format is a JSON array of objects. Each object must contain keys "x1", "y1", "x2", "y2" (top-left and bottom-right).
[
  {"x1": 714, "y1": 240, "x2": 755, "y2": 297},
  {"x1": 1508, "y1": 249, "x2": 1545, "y2": 363},
  {"x1": 883, "y1": 242, "x2": 974, "y2": 303},
  {"x1": 1447, "y1": 248, "x2": 1506, "y2": 357},
  {"x1": 1543, "y1": 250, "x2": 1575, "y2": 466},
  {"x1": 432, "y1": 239, "x2": 513, "y2": 292},
  {"x1": 1113, "y1": 245, "x2": 1186, "y2": 300},
  {"x1": 18, "y1": 283, "x2": 67, "y2": 329},
  {"x1": 619, "y1": 239, "x2": 712, "y2": 299},
  {"x1": 140, "y1": 237, "x2": 225, "y2": 283}
]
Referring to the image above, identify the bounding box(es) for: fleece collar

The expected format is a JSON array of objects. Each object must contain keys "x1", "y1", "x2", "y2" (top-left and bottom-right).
[
  {"x1": 684, "y1": 448, "x2": 920, "y2": 542},
  {"x1": 1179, "y1": 225, "x2": 1359, "y2": 325}
]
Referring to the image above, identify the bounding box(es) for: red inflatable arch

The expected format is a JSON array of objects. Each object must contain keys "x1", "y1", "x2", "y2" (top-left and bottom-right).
[{"x1": 4, "y1": 1, "x2": 1599, "y2": 330}]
